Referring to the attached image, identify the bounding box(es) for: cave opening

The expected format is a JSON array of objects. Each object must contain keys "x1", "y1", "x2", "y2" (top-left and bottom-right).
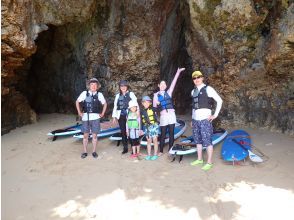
[
  {"x1": 17, "y1": 24, "x2": 88, "y2": 114},
  {"x1": 16, "y1": 1, "x2": 195, "y2": 119}
]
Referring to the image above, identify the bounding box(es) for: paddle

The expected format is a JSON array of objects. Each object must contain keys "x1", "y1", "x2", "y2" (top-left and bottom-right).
[{"x1": 232, "y1": 139, "x2": 263, "y2": 163}]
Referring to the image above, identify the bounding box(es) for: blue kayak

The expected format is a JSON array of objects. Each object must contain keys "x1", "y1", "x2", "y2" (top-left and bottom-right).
[{"x1": 221, "y1": 130, "x2": 251, "y2": 161}]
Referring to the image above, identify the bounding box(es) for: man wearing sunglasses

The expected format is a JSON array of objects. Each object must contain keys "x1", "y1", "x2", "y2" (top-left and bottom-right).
[{"x1": 190, "y1": 70, "x2": 223, "y2": 171}]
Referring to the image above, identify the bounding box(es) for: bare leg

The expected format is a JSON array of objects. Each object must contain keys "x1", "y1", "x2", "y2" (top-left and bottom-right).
[
  {"x1": 147, "y1": 137, "x2": 152, "y2": 156},
  {"x1": 83, "y1": 133, "x2": 89, "y2": 153},
  {"x1": 206, "y1": 145, "x2": 213, "y2": 164},
  {"x1": 92, "y1": 133, "x2": 97, "y2": 153},
  {"x1": 197, "y1": 144, "x2": 203, "y2": 160},
  {"x1": 132, "y1": 146, "x2": 136, "y2": 155},
  {"x1": 136, "y1": 145, "x2": 140, "y2": 154},
  {"x1": 153, "y1": 136, "x2": 158, "y2": 156}
]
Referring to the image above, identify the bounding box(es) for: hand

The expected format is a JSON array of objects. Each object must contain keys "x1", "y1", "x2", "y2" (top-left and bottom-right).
[
  {"x1": 78, "y1": 112, "x2": 83, "y2": 117},
  {"x1": 208, "y1": 115, "x2": 216, "y2": 122},
  {"x1": 126, "y1": 131, "x2": 129, "y2": 137},
  {"x1": 190, "y1": 121, "x2": 192, "y2": 127},
  {"x1": 177, "y1": 67, "x2": 185, "y2": 73},
  {"x1": 112, "y1": 118, "x2": 118, "y2": 124},
  {"x1": 99, "y1": 113, "x2": 104, "y2": 118},
  {"x1": 139, "y1": 130, "x2": 144, "y2": 136}
]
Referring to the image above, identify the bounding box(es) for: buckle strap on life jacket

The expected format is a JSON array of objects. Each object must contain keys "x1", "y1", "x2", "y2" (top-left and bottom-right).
[{"x1": 158, "y1": 91, "x2": 174, "y2": 112}]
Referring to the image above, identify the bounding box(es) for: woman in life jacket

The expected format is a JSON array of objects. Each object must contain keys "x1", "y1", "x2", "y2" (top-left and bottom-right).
[
  {"x1": 112, "y1": 80, "x2": 138, "y2": 154},
  {"x1": 76, "y1": 78, "x2": 107, "y2": 159},
  {"x1": 153, "y1": 67, "x2": 185, "y2": 156}
]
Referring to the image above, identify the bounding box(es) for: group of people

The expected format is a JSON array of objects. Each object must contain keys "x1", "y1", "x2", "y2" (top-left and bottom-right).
[{"x1": 75, "y1": 68, "x2": 223, "y2": 171}]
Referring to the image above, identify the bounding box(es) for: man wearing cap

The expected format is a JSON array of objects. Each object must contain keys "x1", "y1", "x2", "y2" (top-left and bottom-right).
[
  {"x1": 112, "y1": 80, "x2": 138, "y2": 154},
  {"x1": 76, "y1": 78, "x2": 107, "y2": 159},
  {"x1": 190, "y1": 70, "x2": 223, "y2": 170}
]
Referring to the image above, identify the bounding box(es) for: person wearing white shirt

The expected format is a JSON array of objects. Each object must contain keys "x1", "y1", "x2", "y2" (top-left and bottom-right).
[
  {"x1": 112, "y1": 80, "x2": 138, "y2": 154},
  {"x1": 76, "y1": 78, "x2": 107, "y2": 159},
  {"x1": 190, "y1": 71, "x2": 223, "y2": 171}
]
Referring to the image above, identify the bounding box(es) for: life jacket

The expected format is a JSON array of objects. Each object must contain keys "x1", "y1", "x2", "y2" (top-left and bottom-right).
[
  {"x1": 117, "y1": 92, "x2": 131, "y2": 111},
  {"x1": 157, "y1": 91, "x2": 174, "y2": 111},
  {"x1": 141, "y1": 107, "x2": 158, "y2": 126},
  {"x1": 191, "y1": 85, "x2": 213, "y2": 110},
  {"x1": 81, "y1": 91, "x2": 103, "y2": 114},
  {"x1": 127, "y1": 112, "x2": 139, "y2": 129}
]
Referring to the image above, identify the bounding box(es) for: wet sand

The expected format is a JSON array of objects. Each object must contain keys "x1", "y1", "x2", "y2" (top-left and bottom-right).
[{"x1": 2, "y1": 113, "x2": 294, "y2": 220}]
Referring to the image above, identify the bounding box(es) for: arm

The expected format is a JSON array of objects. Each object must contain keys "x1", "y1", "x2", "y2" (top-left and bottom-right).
[
  {"x1": 76, "y1": 91, "x2": 86, "y2": 117},
  {"x1": 153, "y1": 92, "x2": 158, "y2": 108},
  {"x1": 99, "y1": 93, "x2": 107, "y2": 118},
  {"x1": 75, "y1": 100, "x2": 83, "y2": 117},
  {"x1": 167, "y1": 67, "x2": 185, "y2": 96},
  {"x1": 207, "y1": 86, "x2": 223, "y2": 119},
  {"x1": 101, "y1": 102, "x2": 107, "y2": 118},
  {"x1": 130, "y1": 92, "x2": 138, "y2": 106},
  {"x1": 112, "y1": 94, "x2": 119, "y2": 118},
  {"x1": 137, "y1": 110, "x2": 144, "y2": 135}
]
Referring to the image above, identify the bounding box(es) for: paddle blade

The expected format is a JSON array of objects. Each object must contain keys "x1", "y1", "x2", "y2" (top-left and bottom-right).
[{"x1": 248, "y1": 150, "x2": 263, "y2": 163}]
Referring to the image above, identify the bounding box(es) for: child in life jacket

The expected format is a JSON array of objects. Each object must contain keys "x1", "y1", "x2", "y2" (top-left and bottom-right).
[
  {"x1": 141, "y1": 96, "x2": 160, "y2": 160},
  {"x1": 126, "y1": 100, "x2": 142, "y2": 158}
]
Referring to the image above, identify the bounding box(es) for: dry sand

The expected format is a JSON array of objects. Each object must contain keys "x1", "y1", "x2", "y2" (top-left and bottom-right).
[{"x1": 2, "y1": 113, "x2": 294, "y2": 220}]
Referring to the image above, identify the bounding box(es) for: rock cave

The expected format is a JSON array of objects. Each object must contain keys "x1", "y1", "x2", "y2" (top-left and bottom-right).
[{"x1": 2, "y1": 0, "x2": 294, "y2": 135}]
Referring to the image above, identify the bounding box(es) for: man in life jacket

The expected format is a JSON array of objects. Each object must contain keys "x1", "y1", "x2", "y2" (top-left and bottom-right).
[
  {"x1": 190, "y1": 70, "x2": 223, "y2": 171},
  {"x1": 76, "y1": 78, "x2": 107, "y2": 159},
  {"x1": 112, "y1": 80, "x2": 138, "y2": 154}
]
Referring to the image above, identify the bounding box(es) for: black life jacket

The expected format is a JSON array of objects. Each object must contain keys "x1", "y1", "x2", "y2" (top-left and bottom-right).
[
  {"x1": 191, "y1": 85, "x2": 213, "y2": 110},
  {"x1": 141, "y1": 107, "x2": 158, "y2": 126},
  {"x1": 117, "y1": 92, "x2": 131, "y2": 111},
  {"x1": 81, "y1": 91, "x2": 103, "y2": 114},
  {"x1": 157, "y1": 91, "x2": 174, "y2": 111}
]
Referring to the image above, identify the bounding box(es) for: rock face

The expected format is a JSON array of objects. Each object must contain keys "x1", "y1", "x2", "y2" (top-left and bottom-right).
[{"x1": 2, "y1": 0, "x2": 294, "y2": 135}]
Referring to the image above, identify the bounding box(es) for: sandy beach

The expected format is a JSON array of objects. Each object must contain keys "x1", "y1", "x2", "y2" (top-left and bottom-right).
[{"x1": 2, "y1": 113, "x2": 294, "y2": 220}]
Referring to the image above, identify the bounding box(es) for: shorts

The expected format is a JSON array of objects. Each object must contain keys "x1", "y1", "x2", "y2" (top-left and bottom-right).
[
  {"x1": 145, "y1": 123, "x2": 159, "y2": 138},
  {"x1": 82, "y1": 119, "x2": 101, "y2": 134},
  {"x1": 192, "y1": 119, "x2": 213, "y2": 147},
  {"x1": 128, "y1": 128, "x2": 140, "y2": 139},
  {"x1": 159, "y1": 111, "x2": 177, "y2": 126},
  {"x1": 129, "y1": 138, "x2": 140, "y2": 146}
]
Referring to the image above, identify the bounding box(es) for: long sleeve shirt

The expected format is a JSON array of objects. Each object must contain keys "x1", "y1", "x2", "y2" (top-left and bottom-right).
[
  {"x1": 112, "y1": 91, "x2": 138, "y2": 119},
  {"x1": 191, "y1": 84, "x2": 223, "y2": 121}
]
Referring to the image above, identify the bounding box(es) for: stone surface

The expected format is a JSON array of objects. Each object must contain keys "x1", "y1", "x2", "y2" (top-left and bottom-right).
[{"x1": 1, "y1": 0, "x2": 294, "y2": 135}]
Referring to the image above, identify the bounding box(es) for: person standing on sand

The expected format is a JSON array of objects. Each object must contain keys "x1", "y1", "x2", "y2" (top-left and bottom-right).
[
  {"x1": 190, "y1": 70, "x2": 223, "y2": 171},
  {"x1": 153, "y1": 67, "x2": 185, "y2": 156},
  {"x1": 141, "y1": 95, "x2": 160, "y2": 161},
  {"x1": 112, "y1": 80, "x2": 138, "y2": 154},
  {"x1": 76, "y1": 78, "x2": 107, "y2": 159}
]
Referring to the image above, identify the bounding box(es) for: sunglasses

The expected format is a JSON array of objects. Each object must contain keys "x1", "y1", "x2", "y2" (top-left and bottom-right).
[{"x1": 192, "y1": 76, "x2": 202, "y2": 80}]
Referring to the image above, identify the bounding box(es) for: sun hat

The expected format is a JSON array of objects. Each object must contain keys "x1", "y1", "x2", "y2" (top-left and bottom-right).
[
  {"x1": 118, "y1": 80, "x2": 128, "y2": 87},
  {"x1": 192, "y1": 71, "x2": 203, "y2": 78},
  {"x1": 142, "y1": 96, "x2": 152, "y2": 102},
  {"x1": 89, "y1": 78, "x2": 99, "y2": 84},
  {"x1": 128, "y1": 100, "x2": 137, "y2": 109}
]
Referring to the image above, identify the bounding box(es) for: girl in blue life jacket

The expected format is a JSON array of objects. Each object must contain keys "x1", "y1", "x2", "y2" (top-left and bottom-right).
[{"x1": 153, "y1": 67, "x2": 185, "y2": 156}]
